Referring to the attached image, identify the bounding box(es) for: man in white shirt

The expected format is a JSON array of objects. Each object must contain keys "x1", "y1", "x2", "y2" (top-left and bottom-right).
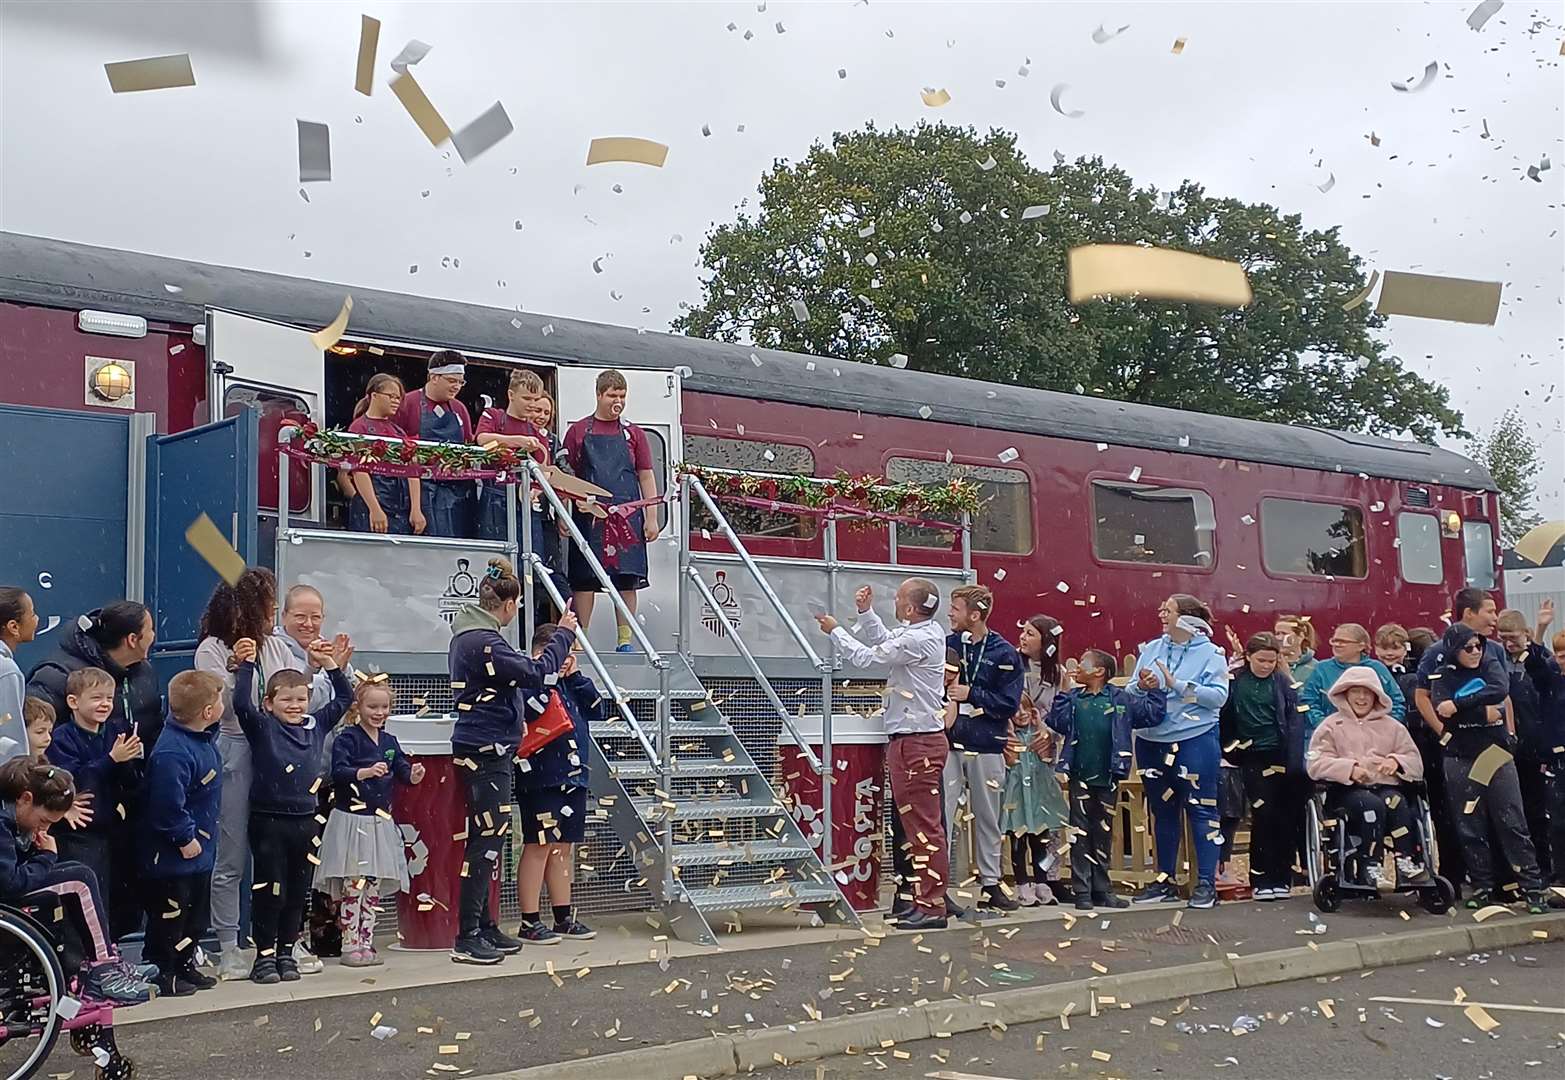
[{"x1": 817, "y1": 578, "x2": 950, "y2": 930}]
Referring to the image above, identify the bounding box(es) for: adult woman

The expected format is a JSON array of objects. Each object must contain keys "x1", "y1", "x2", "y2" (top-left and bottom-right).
[
  {"x1": 1004, "y1": 615, "x2": 1069, "y2": 905},
  {"x1": 446, "y1": 558, "x2": 576, "y2": 964},
  {"x1": 26, "y1": 600, "x2": 159, "y2": 745},
  {"x1": 194, "y1": 568, "x2": 300, "y2": 980},
  {"x1": 1127, "y1": 594, "x2": 1231, "y2": 909},
  {"x1": 0, "y1": 587, "x2": 40, "y2": 763}
]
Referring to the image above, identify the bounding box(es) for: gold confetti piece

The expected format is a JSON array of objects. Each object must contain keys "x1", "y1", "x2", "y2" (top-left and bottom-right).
[
  {"x1": 585, "y1": 136, "x2": 669, "y2": 167},
  {"x1": 1318, "y1": 999, "x2": 1336, "y2": 1019},
  {"x1": 1069, "y1": 244, "x2": 1253, "y2": 307},
  {"x1": 1171, "y1": 37, "x2": 1187, "y2": 54},
  {"x1": 1467, "y1": 744, "x2": 1514, "y2": 787},
  {"x1": 185, "y1": 513, "x2": 246, "y2": 585},
  {"x1": 1375, "y1": 270, "x2": 1502, "y2": 326},
  {"x1": 1464, "y1": 1004, "x2": 1499, "y2": 1032},
  {"x1": 254, "y1": 1015, "x2": 270, "y2": 1027},
  {"x1": 105, "y1": 53, "x2": 195, "y2": 93},
  {"x1": 1342, "y1": 270, "x2": 1381, "y2": 312},
  {"x1": 390, "y1": 71, "x2": 452, "y2": 146},
  {"x1": 438, "y1": 1044, "x2": 460, "y2": 1054},
  {"x1": 309, "y1": 296, "x2": 354, "y2": 351},
  {"x1": 920, "y1": 87, "x2": 952, "y2": 107},
  {"x1": 1150, "y1": 1016, "x2": 1167, "y2": 1027},
  {"x1": 1471, "y1": 904, "x2": 1513, "y2": 922},
  {"x1": 355, "y1": 15, "x2": 380, "y2": 96},
  {"x1": 1092, "y1": 1050, "x2": 1112, "y2": 1062}
]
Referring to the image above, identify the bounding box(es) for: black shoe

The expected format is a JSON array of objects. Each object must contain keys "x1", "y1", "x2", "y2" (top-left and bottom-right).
[
  {"x1": 1093, "y1": 894, "x2": 1130, "y2": 909},
  {"x1": 275, "y1": 955, "x2": 301, "y2": 982},
  {"x1": 517, "y1": 921, "x2": 561, "y2": 945},
  {"x1": 480, "y1": 925, "x2": 523, "y2": 955},
  {"x1": 1464, "y1": 889, "x2": 1495, "y2": 910},
  {"x1": 249, "y1": 957, "x2": 281, "y2": 985},
  {"x1": 179, "y1": 963, "x2": 218, "y2": 991},
  {"x1": 451, "y1": 934, "x2": 504, "y2": 965},
  {"x1": 154, "y1": 972, "x2": 199, "y2": 997},
  {"x1": 1548, "y1": 889, "x2": 1565, "y2": 910},
  {"x1": 889, "y1": 901, "x2": 916, "y2": 921},
  {"x1": 1133, "y1": 881, "x2": 1179, "y2": 905},
  {"x1": 980, "y1": 884, "x2": 1019, "y2": 912},
  {"x1": 893, "y1": 910, "x2": 949, "y2": 932},
  {"x1": 553, "y1": 918, "x2": 596, "y2": 941},
  {"x1": 943, "y1": 894, "x2": 967, "y2": 919},
  {"x1": 1074, "y1": 896, "x2": 1095, "y2": 911},
  {"x1": 1187, "y1": 882, "x2": 1219, "y2": 909}
]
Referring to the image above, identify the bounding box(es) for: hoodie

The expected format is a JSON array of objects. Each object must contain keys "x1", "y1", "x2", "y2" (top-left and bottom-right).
[
  {"x1": 447, "y1": 604, "x2": 573, "y2": 752},
  {"x1": 0, "y1": 641, "x2": 27, "y2": 764},
  {"x1": 277, "y1": 630, "x2": 360, "y2": 716},
  {"x1": 1126, "y1": 623, "x2": 1230, "y2": 742},
  {"x1": 1301, "y1": 655, "x2": 1406, "y2": 735},
  {"x1": 26, "y1": 612, "x2": 162, "y2": 748},
  {"x1": 45, "y1": 719, "x2": 143, "y2": 836},
  {"x1": 141, "y1": 718, "x2": 222, "y2": 878},
  {"x1": 1306, "y1": 666, "x2": 1423, "y2": 785},
  {"x1": 1427, "y1": 625, "x2": 1510, "y2": 758},
  {"x1": 233, "y1": 663, "x2": 353, "y2": 815},
  {"x1": 0, "y1": 800, "x2": 57, "y2": 898},
  {"x1": 1505, "y1": 642, "x2": 1563, "y2": 761},
  {"x1": 944, "y1": 629, "x2": 1026, "y2": 754}
]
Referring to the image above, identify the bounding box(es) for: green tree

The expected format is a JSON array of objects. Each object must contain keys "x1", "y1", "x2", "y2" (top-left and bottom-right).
[
  {"x1": 673, "y1": 122, "x2": 1464, "y2": 441},
  {"x1": 1467, "y1": 408, "x2": 1544, "y2": 547}
]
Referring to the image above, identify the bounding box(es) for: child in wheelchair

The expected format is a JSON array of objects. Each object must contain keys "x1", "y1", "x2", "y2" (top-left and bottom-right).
[
  {"x1": 0, "y1": 757, "x2": 154, "y2": 1005},
  {"x1": 1306, "y1": 666, "x2": 1433, "y2": 891}
]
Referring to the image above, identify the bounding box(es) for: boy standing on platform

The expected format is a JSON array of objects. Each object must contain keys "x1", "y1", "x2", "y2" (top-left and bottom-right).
[
  {"x1": 561, "y1": 370, "x2": 659, "y2": 652},
  {"x1": 394, "y1": 351, "x2": 476, "y2": 538}
]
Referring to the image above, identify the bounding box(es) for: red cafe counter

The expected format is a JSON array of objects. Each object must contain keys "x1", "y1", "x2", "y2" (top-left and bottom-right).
[{"x1": 776, "y1": 713, "x2": 888, "y2": 911}]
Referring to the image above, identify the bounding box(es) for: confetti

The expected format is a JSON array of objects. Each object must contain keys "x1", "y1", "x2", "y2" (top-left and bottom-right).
[
  {"x1": 185, "y1": 513, "x2": 245, "y2": 586},
  {"x1": 1342, "y1": 271, "x2": 1381, "y2": 312},
  {"x1": 1374, "y1": 270, "x2": 1502, "y2": 326},
  {"x1": 1463, "y1": 1005, "x2": 1499, "y2": 1032},
  {"x1": 1021, "y1": 204, "x2": 1050, "y2": 220},
  {"x1": 1172, "y1": 36, "x2": 1188, "y2": 54},
  {"x1": 308, "y1": 296, "x2": 353, "y2": 351},
  {"x1": 1049, "y1": 83, "x2": 1086, "y2": 119},
  {"x1": 1315, "y1": 171, "x2": 1336, "y2": 194},
  {"x1": 790, "y1": 299, "x2": 809, "y2": 322},
  {"x1": 389, "y1": 39, "x2": 433, "y2": 73},
  {"x1": 1391, "y1": 60, "x2": 1439, "y2": 93},
  {"x1": 1091, "y1": 23, "x2": 1131, "y2": 43},
  {"x1": 452, "y1": 102, "x2": 514, "y2": 163},
  {"x1": 586, "y1": 137, "x2": 669, "y2": 167},
  {"x1": 1068, "y1": 245, "x2": 1253, "y2": 307},
  {"x1": 920, "y1": 87, "x2": 952, "y2": 107},
  {"x1": 977, "y1": 154, "x2": 997, "y2": 171},
  {"x1": 104, "y1": 53, "x2": 195, "y2": 93},
  {"x1": 888, "y1": 353, "x2": 909, "y2": 369},
  {"x1": 354, "y1": 16, "x2": 380, "y2": 96},
  {"x1": 1466, "y1": 1, "x2": 1504, "y2": 32},
  {"x1": 1470, "y1": 904, "x2": 1513, "y2": 922},
  {"x1": 1465, "y1": 743, "x2": 1513, "y2": 786},
  {"x1": 390, "y1": 72, "x2": 452, "y2": 146}
]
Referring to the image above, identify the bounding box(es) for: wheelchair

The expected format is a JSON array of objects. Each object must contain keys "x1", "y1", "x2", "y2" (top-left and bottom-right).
[
  {"x1": 1304, "y1": 781, "x2": 1456, "y2": 915},
  {"x1": 0, "y1": 902, "x2": 133, "y2": 1080}
]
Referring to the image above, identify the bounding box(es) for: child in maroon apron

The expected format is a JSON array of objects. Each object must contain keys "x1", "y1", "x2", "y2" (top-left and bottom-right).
[
  {"x1": 476, "y1": 370, "x2": 564, "y2": 595},
  {"x1": 345, "y1": 373, "x2": 422, "y2": 535},
  {"x1": 394, "y1": 352, "x2": 475, "y2": 538}
]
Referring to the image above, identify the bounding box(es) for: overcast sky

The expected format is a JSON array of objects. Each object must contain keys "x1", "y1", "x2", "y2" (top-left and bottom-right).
[{"x1": 3, "y1": 0, "x2": 1561, "y2": 516}]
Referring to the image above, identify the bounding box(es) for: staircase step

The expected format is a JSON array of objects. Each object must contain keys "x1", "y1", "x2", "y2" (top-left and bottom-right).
[
  {"x1": 618, "y1": 687, "x2": 710, "y2": 701},
  {"x1": 672, "y1": 841, "x2": 815, "y2": 867},
  {"x1": 611, "y1": 760, "x2": 756, "y2": 781},
  {"x1": 631, "y1": 798, "x2": 784, "y2": 822},
  {"x1": 591, "y1": 720, "x2": 731, "y2": 738},
  {"x1": 685, "y1": 882, "x2": 844, "y2": 912}
]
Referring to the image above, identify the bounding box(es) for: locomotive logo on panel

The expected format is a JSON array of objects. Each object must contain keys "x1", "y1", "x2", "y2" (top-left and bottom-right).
[
  {"x1": 700, "y1": 570, "x2": 742, "y2": 638},
  {"x1": 438, "y1": 558, "x2": 481, "y2": 625}
]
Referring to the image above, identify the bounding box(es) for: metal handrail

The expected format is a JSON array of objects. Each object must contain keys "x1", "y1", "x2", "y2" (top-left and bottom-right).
[
  {"x1": 524, "y1": 552, "x2": 659, "y2": 764},
  {"x1": 685, "y1": 475, "x2": 828, "y2": 672},
  {"x1": 524, "y1": 458, "x2": 666, "y2": 668},
  {"x1": 684, "y1": 566, "x2": 823, "y2": 775}
]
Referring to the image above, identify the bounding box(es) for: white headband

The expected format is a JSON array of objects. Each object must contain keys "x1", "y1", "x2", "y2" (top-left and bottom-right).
[
  {"x1": 1176, "y1": 614, "x2": 1212, "y2": 638},
  {"x1": 430, "y1": 363, "x2": 466, "y2": 376}
]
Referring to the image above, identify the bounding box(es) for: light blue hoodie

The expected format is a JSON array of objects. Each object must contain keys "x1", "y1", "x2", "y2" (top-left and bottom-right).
[
  {"x1": 0, "y1": 641, "x2": 27, "y2": 764},
  {"x1": 1126, "y1": 628, "x2": 1230, "y2": 742}
]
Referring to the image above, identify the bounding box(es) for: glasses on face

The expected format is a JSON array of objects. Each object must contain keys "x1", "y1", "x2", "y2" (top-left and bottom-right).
[
  {"x1": 1461, "y1": 642, "x2": 1484, "y2": 654},
  {"x1": 1329, "y1": 638, "x2": 1359, "y2": 647}
]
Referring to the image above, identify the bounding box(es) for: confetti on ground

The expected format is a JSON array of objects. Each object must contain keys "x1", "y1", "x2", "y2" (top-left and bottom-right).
[
  {"x1": 1067, "y1": 244, "x2": 1253, "y2": 307},
  {"x1": 1464, "y1": 1004, "x2": 1499, "y2": 1032},
  {"x1": 104, "y1": 53, "x2": 195, "y2": 93},
  {"x1": 586, "y1": 137, "x2": 669, "y2": 167}
]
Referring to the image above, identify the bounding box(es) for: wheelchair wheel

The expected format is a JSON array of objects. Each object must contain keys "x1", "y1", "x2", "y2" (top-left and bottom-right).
[
  {"x1": 1419, "y1": 875, "x2": 1457, "y2": 915},
  {"x1": 1312, "y1": 875, "x2": 1341, "y2": 913},
  {"x1": 0, "y1": 906, "x2": 67, "y2": 1080},
  {"x1": 1304, "y1": 798, "x2": 1324, "y2": 885}
]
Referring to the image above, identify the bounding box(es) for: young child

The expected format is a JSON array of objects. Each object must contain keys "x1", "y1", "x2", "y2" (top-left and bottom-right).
[
  {"x1": 24, "y1": 696, "x2": 55, "y2": 761},
  {"x1": 233, "y1": 635, "x2": 353, "y2": 983},
  {"x1": 345, "y1": 372, "x2": 424, "y2": 536},
  {"x1": 1306, "y1": 666, "x2": 1431, "y2": 892},
  {"x1": 1046, "y1": 649, "x2": 1166, "y2": 910},
  {"x1": 315, "y1": 677, "x2": 425, "y2": 967},
  {"x1": 1429, "y1": 625, "x2": 1548, "y2": 912},
  {"x1": 142, "y1": 670, "x2": 226, "y2": 996},
  {"x1": 0, "y1": 757, "x2": 154, "y2": 1004},
  {"x1": 1218, "y1": 633, "x2": 1303, "y2": 900},
  {"x1": 45, "y1": 667, "x2": 144, "y2": 933},
  {"x1": 515, "y1": 623, "x2": 609, "y2": 943},
  {"x1": 1002, "y1": 615, "x2": 1069, "y2": 907}
]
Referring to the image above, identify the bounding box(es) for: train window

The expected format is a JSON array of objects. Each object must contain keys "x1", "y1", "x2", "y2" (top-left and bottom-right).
[
  {"x1": 684, "y1": 434, "x2": 818, "y2": 540},
  {"x1": 1260, "y1": 498, "x2": 1367, "y2": 579},
  {"x1": 1396, "y1": 513, "x2": 1444, "y2": 585},
  {"x1": 1090, "y1": 481, "x2": 1215, "y2": 567},
  {"x1": 1462, "y1": 521, "x2": 1496, "y2": 589},
  {"x1": 884, "y1": 458, "x2": 1032, "y2": 553},
  {"x1": 225, "y1": 385, "x2": 311, "y2": 515},
  {"x1": 644, "y1": 428, "x2": 669, "y2": 536}
]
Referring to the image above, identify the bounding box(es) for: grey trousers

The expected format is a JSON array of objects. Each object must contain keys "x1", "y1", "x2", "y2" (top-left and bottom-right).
[
  {"x1": 210, "y1": 732, "x2": 253, "y2": 951},
  {"x1": 942, "y1": 750, "x2": 1006, "y2": 886}
]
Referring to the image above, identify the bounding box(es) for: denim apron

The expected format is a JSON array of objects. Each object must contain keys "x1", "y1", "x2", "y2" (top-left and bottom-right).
[
  {"x1": 476, "y1": 410, "x2": 560, "y2": 574},
  {"x1": 347, "y1": 415, "x2": 410, "y2": 533},
  {"x1": 416, "y1": 393, "x2": 470, "y2": 537},
  {"x1": 567, "y1": 419, "x2": 649, "y2": 589}
]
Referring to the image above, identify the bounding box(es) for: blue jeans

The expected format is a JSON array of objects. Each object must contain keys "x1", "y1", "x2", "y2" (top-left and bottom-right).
[
  {"x1": 1135, "y1": 728, "x2": 1221, "y2": 886},
  {"x1": 422, "y1": 480, "x2": 472, "y2": 538}
]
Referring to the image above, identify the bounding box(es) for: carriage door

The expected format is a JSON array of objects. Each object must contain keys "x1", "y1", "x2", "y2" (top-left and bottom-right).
[
  {"x1": 206, "y1": 309, "x2": 328, "y2": 562},
  {"x1": 553, "y1": 365, "x2": 682, "y2": 653}
]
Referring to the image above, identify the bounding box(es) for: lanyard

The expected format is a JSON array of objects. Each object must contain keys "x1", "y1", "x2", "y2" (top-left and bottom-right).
[{"x1": 959, "y1": 632, "x2": 988, "y2": 685}]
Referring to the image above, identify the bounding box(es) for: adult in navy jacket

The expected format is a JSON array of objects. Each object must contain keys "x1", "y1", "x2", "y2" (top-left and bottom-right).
[
  {"x1": 446, "y1": 557, "x2": 576, "y2": 964},
  {"x1": 27, "y1": 603, "x2": 162, "y2": 748}
]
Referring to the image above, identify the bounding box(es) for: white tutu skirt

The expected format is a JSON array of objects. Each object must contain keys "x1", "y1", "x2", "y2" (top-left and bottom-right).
[{"x1": 313, "y1": 809, "x2": 410, "y2": 898}]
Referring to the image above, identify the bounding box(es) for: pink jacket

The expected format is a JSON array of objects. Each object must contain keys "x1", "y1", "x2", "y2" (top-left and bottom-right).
[{"x1": 1305, "y1": 666, "x2": 1423, "y2": 785}]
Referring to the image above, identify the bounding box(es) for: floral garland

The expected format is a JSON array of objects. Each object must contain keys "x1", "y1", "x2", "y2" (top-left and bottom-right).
[
  {"x1": 279, "y1": 421, "x2": 527, "y2": 480},
  {"x1": 678, "y1": 464, "x2": 984, "y2": 522}
]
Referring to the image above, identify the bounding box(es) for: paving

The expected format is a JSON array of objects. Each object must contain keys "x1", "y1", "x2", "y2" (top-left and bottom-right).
[{"x1": 8, "y1": 896, "x2": 1558, "y2": 1079}]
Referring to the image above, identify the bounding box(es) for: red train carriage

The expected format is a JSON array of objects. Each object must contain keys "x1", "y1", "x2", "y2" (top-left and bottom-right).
[{"x1": 0, "y1": 230, "x2": 1501, "y2": 665}]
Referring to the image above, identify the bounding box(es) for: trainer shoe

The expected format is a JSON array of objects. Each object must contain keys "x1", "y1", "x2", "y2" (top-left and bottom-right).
[
  {"x1": 517, "y1": 921, "x2": 560, "y2": 945},
  {"x1": 292, "y1": 941, "x2": 324, "y2": 975},
  {"x1": 249, "y1": 957, "x2": 281, "y2": 985},
  {"x1": 1016, "y1": 882, "x2": 1038, "y2": 907},
  {"x1": 1133, "y1": 881, "x2": 1179, "y2": 905},
  {"x1": 1524, "y1": 892, "x2": 1549, "y2": 916},
  {"x1": 217, "y1": 948, "x2": 251, "y2": 982},
  {"x1": 553, "y1": 918, "x2": 596, "y2": 941},
  {"x1": 980, "y1": 884, "x2": 1019, "y2": 912},
  {"x1": 179, "y1": 962, "x2": 218, "y2": 990},
  {"x1": 480, "y1": 925, "x2": 524, "y2": 955},
  {"x1": 893, "y1": 910, "x2": 948, "y2": 932},
  {"x1": 451, "y1": 934, "x2": 503, "y2": 965},
  {"x1": 153, "y1": 971, "x2": 199, "y2": 997},
  {"x1": 1074, "y1": 895, "x2": 1095, "y2": 911},
  {"x1": 84, "y1": 962, "x2": 154, "y2": 1006},
  {"x1": 1187, "y1": 882, "x2": 1219, "y2": 909},
  {"x1": 1092, "y1": 893, "x2": 1130, "y2": 909},
  {"x1": 276, "y1": 955, "x2": 301, "y2": 982},
  {"x1": 1395, "y1": 857, "x2": 1432, "y2": 887},
  {"x1": 1464, "y1": 889, "x2": 1495, "y2": 910}
]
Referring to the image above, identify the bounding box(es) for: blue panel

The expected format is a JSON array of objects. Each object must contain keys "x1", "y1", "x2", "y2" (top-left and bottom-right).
[
  {"x1": 144, "y1": 411, "x2": 259, "y2": 651},
  {"x1": 0, "y1": 405, "x2": 130, "y2": 674}
]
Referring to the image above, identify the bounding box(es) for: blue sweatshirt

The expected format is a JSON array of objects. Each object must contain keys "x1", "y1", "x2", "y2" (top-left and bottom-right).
[
  {"x1": 944, "y1": 630, "x2": 1026, "y2": 754},
  {"x1": 1301, "y1": 656, "x2": 1406, "y2": 735},
  {"x1": 1127, "y1": 632, "x2": 1230, "y2": 742},
  {"x1": 0, "y1": 800, "x2": 57, "y2": 898},
  {"x1": 234, "y1": 663, "x2": 352, "y2": 815},
  {"x1": 46, "y1": 719, "x2": 143, "y2": 836},
  {"x1": 519, "y1": 670, "x2": 609, "y2": 791},
  {"x1": 331, "y1": 724, "x2": 413, "y2": 817},
  {"x1": 448, "y1": 605, "x2": 573, "y2": 752},
  {"x1": 141, "y1": 719, "x2": 222, "y2": 878},
  {"x1": 1046, "y1": 684, "x2": 1166, "y2": 782}
]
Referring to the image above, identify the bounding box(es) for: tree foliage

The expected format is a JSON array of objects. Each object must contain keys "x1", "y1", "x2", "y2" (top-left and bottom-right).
[
  {"x1": 1467, "y1": 408, "x2": 1544, "y2": 547},
  {"x1": 673, "y1": 123, "x2": 1464, "y2": 442}
]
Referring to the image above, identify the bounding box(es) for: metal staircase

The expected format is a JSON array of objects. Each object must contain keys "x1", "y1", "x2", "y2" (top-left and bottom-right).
[{"x1": 522, "y1": 461, "x2": 861, "y2": 947}]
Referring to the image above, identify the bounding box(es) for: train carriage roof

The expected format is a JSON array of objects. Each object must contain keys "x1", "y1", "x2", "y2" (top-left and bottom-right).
[{"x1": 0, "y1": 231, "x2": 1494, "y2": 491}]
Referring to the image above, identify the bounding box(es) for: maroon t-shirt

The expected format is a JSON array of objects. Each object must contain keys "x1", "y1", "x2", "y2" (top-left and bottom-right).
[
  {"x1": 476, "y1": 407, "x2": 549, "y2": 466},
  {"x1": 561, "y1": 416, "x2": 652, "y2": 479},
  {"x1": 392, "y1": 389, "x2": 473, "y2": 443},
  {"x1": 346, "y1": 414, "x2": 408, "y2": 439}
]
